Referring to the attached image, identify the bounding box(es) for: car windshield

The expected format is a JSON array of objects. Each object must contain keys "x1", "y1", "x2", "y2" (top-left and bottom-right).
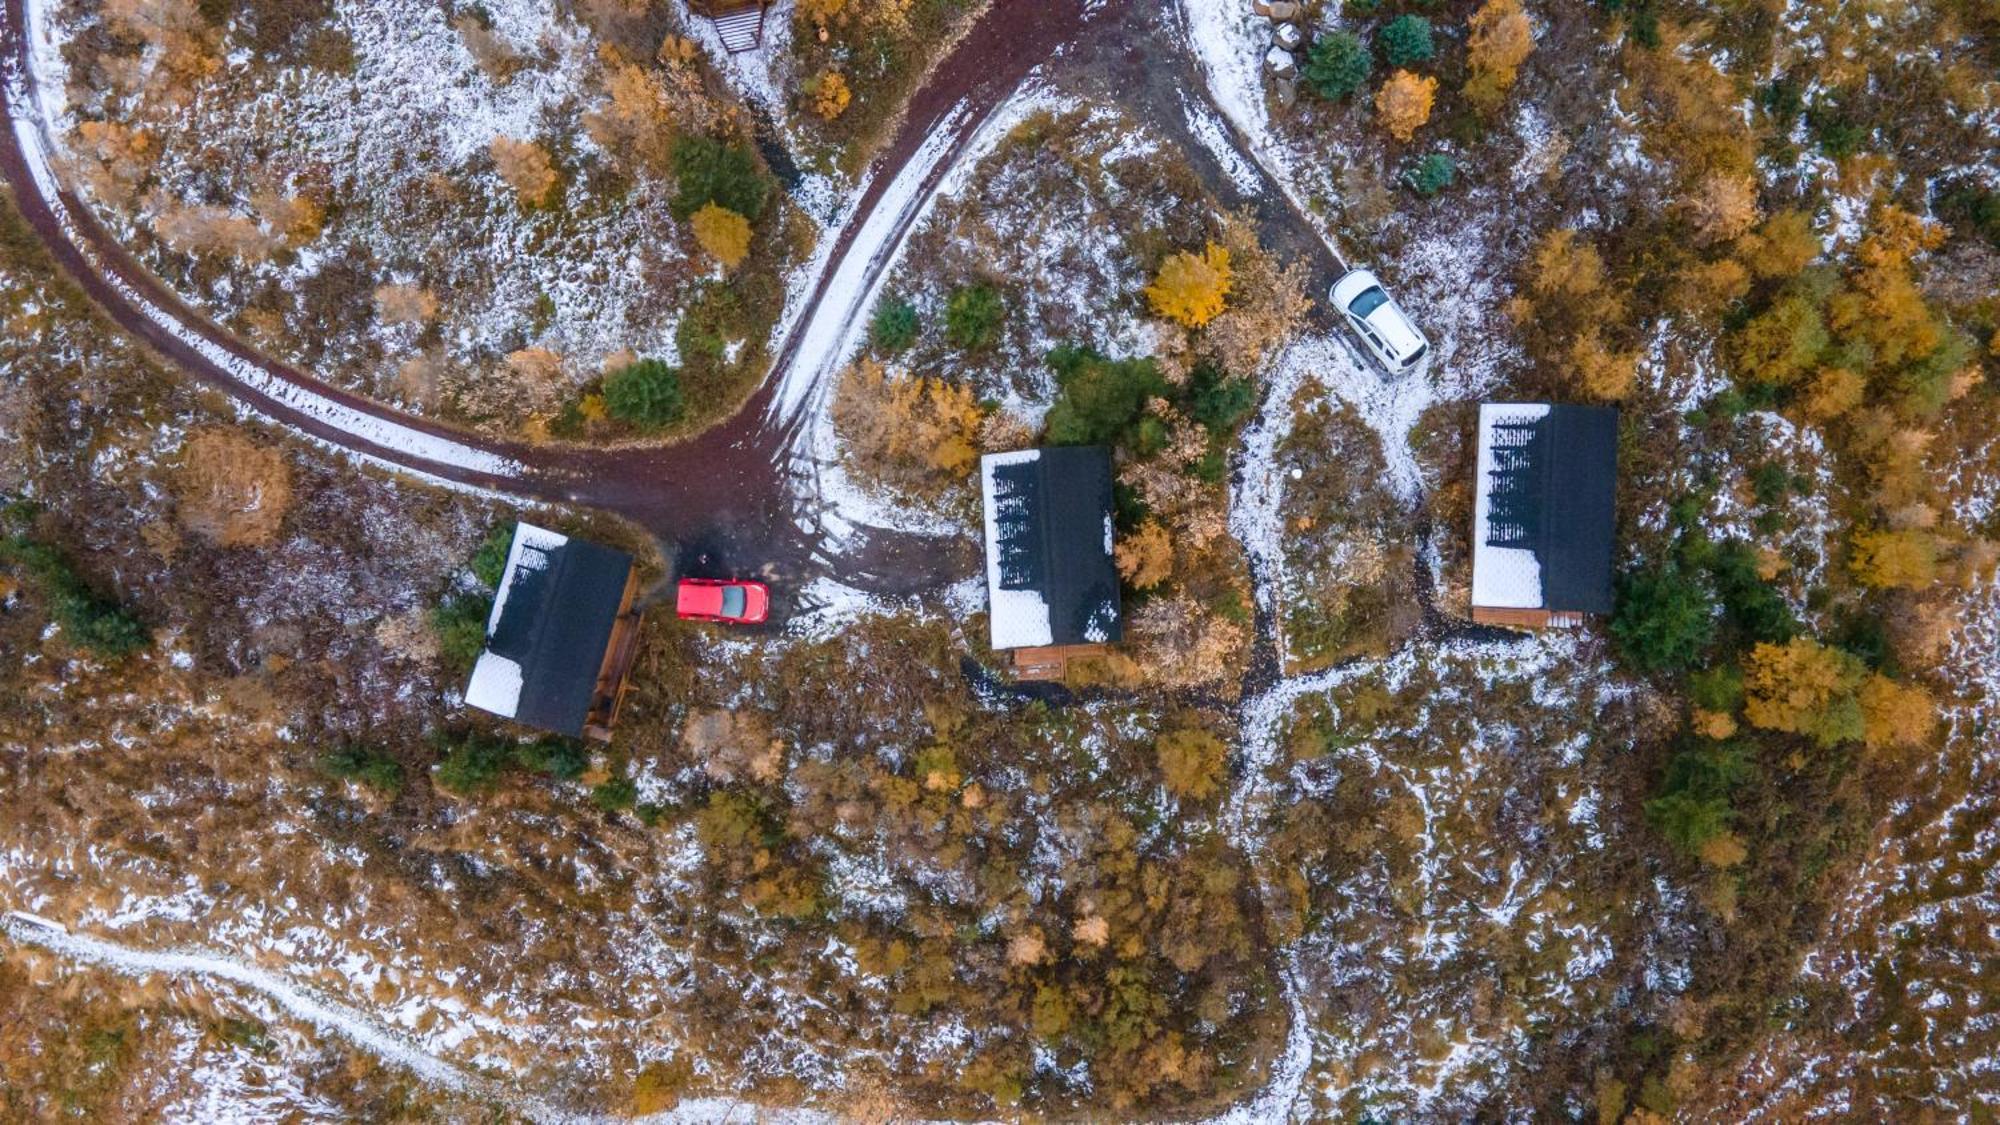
[
  {"x1": 1349, "y1": 286, "x2": 1389, "y2": 318},
  {"x1": 721, "y1": 586, "x2": 747, "y2": 617},
  {"x1": 1404, "y1": 342, "x2": 1428, "y2": 366}
]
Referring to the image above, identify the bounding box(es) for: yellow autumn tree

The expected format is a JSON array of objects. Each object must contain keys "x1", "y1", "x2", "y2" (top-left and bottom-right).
[
  {"x1": 809, "y1": 69, "x2": 852, "y2": 120},
  {"x1": 1570, "y1": 330, "x2": 1639, "y2": 400},
  {"x1": 831, "y1": 358, "x2": 984, "y2": 498},
  {"x1": 1858, "y1": 674, "x2": 1937, "y2": 753},
  {"x1": 1115, "y1": 520, "x2": 1174, "y2": 590},
  {"x1": 490, "y1": 136, "x2": 557, "y2": 206},
  {"x1": 1463, "y1": 0, "x2": 1534, "y2": 114},
  {"x1": 1742, "y1": 638, "x2": 1867, "y2": 747},
  {"x1": 690, "y1": 202, "x2": 752, "y2": 269},
  {"x1": 1375, "y1": 70, "x2": 1437, "y2": 142},
  {"x1": 1146, "y1": 242, "x2": 1232, "y2": 328},
  {"x1": 1155, "y1": 726, "x2": 1227, "y2": 801},
  {"x1": 1849, "y1": 527, "x2": 1939, "y2": 590}
]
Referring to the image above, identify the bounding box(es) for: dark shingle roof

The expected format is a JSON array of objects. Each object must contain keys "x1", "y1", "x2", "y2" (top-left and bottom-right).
[
  {"x1": 481, "y1": 527, "x2": 632, "y2": 737},
  {"x1": 982, "y1": 447, "x2": 1122, "y2": 649},
  {"x1": 1481, "y1": 405, "x2": 1619, "y2": 614}
]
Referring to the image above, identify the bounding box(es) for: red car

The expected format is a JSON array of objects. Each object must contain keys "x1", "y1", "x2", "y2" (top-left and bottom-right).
[{"x1": 675, "y1": 577, "x2": 770, "y2": 625}]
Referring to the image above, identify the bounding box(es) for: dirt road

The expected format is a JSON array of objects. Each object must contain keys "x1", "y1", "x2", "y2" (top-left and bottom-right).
[{"x1": 0, "y1": 0, "x2": 1092, "y2": 592}]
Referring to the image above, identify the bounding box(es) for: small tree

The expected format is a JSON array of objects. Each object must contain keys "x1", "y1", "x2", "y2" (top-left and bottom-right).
[
  {"x1": 871, "y1": 296, "x2": 919, "y2": 354},
  {"x1": 1858, "y1": 674, "x2": 1936, "y2": 753},
  {"x1": 1375, "y1": 70, "x2": 1438, "y2": 142},
  {"x1": 490, "y1": 136, "x2": 557, "y2": 207},
  {"x1": 1377, "y1": 15, "x2": 1434, "y2": 67},
  {"x1": 1145, "y1": 242, "x2": 1233, "y2": 328},
  {"x1": 808, "y1": 69, "x2": 851, "y2": 120},
  {"x1": 1849, "y1": 527, "x2": 1939, "y2": 590},
  {"x1": 603, "y1": 358, "x2": 686, "y2": 429},
  {"x1": 1115, "y1": 520, "x2": 1174, "y2": 590},
  {"x1": 690, "y1": 202, "x2": 752, "y2": 269},
  {"x1": 1464, "y1": 0, "x2": 1535, "y2": 113},
  {"x1": 1302, "y1": 31, "x2": 1372, "y2": 100},
  {"x1": 1155, "y1": 726, "x2": 1228, "y2": 801},
  {"x1": 944, "y1": 284, "x2": 1005, "y2": 350},
  {"x1": 1401, "y1": 153, "x2": 1455, "y2": 197},
  {"x1": 1742, "y1": 637, "x2": 1867, "y2": 747},
  {"x1": 669, "y1": 136, "x2": 770, "y2": 221},
  {"x1": 1612, "y1": 564, "x2": 1716, "y2": 674}
]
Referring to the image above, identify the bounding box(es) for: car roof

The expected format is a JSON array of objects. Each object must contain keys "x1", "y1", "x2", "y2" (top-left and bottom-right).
[
  {"x1": 676, "y1": 581, "x2": 724, "y2": 615},
  {"x1": 1365, "y1": 302, "x2": 1426, "y2": 359},
  {"x1": 1330, "y1": 268, "x2": 1381, "y2": 306}
]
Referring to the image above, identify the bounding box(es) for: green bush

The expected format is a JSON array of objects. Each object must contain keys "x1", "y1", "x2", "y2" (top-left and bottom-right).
[
  {"x1": 669, "y1": 136, "x2": 769, "y2": 221},
  {"x1": 318, "y1": 743, "x2": 403, "y2": 794},
  {"x1": 1043, "y1": 347, "x2": 1168, "y2": 447},
  {"x1": 1402, "y1": 153, "x2": 1456, "y2": 197},
  {"x1": 516, "y1": 738, "x2": 589, "y2": 781},
  {"x1": 1645, "y1": 740, "x2": 1750, "y2": 853},
  {"x1": 433, "y1": 731, "x2": 513, "y2": 796},
  {"x1": 1688, "y1": 664, "x2": 1745, "y2": 714},
  {"x1": 1302, "y1": 31, "x2": 1372, "y2": 100},
  {"x1": 432, "y1": 593, "x2": 492, "y2": 674},
  {"x1": 469, "y1": 524, "x2": 513, "y2": 588},
  {"x1": 1377, "y1": 15, "x2": 1434, "y2": 67},
  {"x1": 604, "y1": 358, "x2": 687, "y2": 429},
  {"x1": 591, "y1": 776, "x2": 638, "y2": 812},
  {"x1": 1187, "y1": 361, "x2": 1256, "y2": 433},
  {"x1": 944, "y1": 284, "x2": 1005, "y2": 351},
  {"x1": 0, "y1": 533, "x2": 149, "y2": 658},
  {"x1": 871, "y1": 296, "x2": 919, "y2": 354},
  {"x1": 1611, "y1": 564, "x2": 1717, "y2": 674}
]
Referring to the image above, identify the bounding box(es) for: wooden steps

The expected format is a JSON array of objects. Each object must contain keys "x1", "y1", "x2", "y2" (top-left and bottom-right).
[{"x1": 709, "y1": 3, "x2": 766, "y2": 52}]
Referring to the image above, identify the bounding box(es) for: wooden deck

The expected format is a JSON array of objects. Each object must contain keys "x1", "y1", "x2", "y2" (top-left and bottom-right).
[
  {"x1": 582, "y1": 570, "x2": 646, "y2": 742},
  {"x1": 1471, "y1": 606, "x2": 1588, "y2": 630},
  {"x1": 1010, "y1": 643, "x2": 1108, "y2": 683}
]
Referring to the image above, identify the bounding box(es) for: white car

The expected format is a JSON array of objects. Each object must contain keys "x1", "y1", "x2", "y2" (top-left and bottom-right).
[{"x1": 1331, "y1": 268, "x2": 1429, "y2": 374}]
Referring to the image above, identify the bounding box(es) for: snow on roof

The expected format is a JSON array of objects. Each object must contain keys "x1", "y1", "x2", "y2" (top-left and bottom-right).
[
  {"x1": 979, "y1": 447, "x2": 1122, "y2": 651},
  {"x1": 981, "y1": 450, "x2": 1053, "y2": 650},
  {"x1": 463, "y1": 651, "x2": 525, "y2": 717},
  {"x1": 1472, "y1": 403, "x2": 1549, "y2": 609},
  {"x1": 483, "y1": 521, "x2": 568, "y2": 635}
]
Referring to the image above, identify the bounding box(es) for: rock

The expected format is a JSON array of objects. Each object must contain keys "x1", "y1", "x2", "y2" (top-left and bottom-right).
[
  {"x1": 1274, "y1": 76, "x2": 1298, "y2": 109},
  {"x1": 1265, "y1": 46, "x2": 1296, "y2": 79},
  {"x1": 1254, "y1": 0, "x2": 1300, "y2": 19},
  {"x1": 1274, "y1": 22, "x2": 1304, "y2": 50}
]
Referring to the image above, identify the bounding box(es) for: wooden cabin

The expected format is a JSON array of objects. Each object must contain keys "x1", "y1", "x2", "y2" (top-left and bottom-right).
[
  {"x1": 1470, "y1": 403, "x2": 1619, "y2": 629},
  {"x1": 464, "y1": 523, "x2": 644, "y2": 742},
  {"x1": 980, "y1": 447, "x2": 1123, "y2": 681}
]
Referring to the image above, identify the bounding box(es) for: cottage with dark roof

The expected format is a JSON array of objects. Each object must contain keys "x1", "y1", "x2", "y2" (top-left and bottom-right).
[
  {"x1": 464, "y1": 523, "x2": 644, "y2": 740},
  {"x1": 980, "y1": 446, "x2": 1122, "y2": 680},
  {"x1": 1471, "y1": 403, "x2": 1619, "y2": 628}
]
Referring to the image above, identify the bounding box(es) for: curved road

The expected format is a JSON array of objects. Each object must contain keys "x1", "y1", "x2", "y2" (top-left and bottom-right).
[{"x1": 0, "y1": 0, "x2": 1093, "y2": 590}]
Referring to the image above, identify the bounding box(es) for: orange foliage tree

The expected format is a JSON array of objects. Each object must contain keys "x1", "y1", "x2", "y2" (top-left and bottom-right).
[
  {"x1": 1374, "y1": 70, "x2": 1437, "y2": 141},
  {"x1": 690, "y1": 203, "x2": 753, "y2": 269},
  {"x1": 1463, "y1": 0, "x2": 1535, "y2": 114},
  {"x1": 1146, "y1": 243, "x2": 1233, "y2": 328}
]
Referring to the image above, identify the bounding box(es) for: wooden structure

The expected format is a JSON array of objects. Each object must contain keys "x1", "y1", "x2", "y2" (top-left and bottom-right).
[
  {"x1": 464, "y1": 523, "x2": 646, "y2": 742},
  {"x1": 1469, "y1": 404, "x2": 1618, "y2": 630},
  {"x1": 979, "y1": 448, "x2": 1123, "y2": 683},
  {"x1": 692, "y1": 0, "x2": 768, "y2": 53},
  {"x1": 582, "y1": 568, "x2": 645, "y2": 741},
  {"x1": 1009, "y1": 643, "x2": 1109, "y2": 683}
]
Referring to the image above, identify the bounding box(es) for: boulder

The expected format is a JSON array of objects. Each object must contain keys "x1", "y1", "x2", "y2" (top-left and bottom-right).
[
  {"x1": 1264, "y1": 46, "x2": 1296, "y2": 79},
  {"x1": 1274, "y1": 21, "x2": 1304, "y2": 50}
]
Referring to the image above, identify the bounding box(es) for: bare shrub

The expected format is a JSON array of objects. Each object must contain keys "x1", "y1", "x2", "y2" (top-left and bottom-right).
[{"x1": 172, "y1": 429, "x2": 294, "y2": 548}]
